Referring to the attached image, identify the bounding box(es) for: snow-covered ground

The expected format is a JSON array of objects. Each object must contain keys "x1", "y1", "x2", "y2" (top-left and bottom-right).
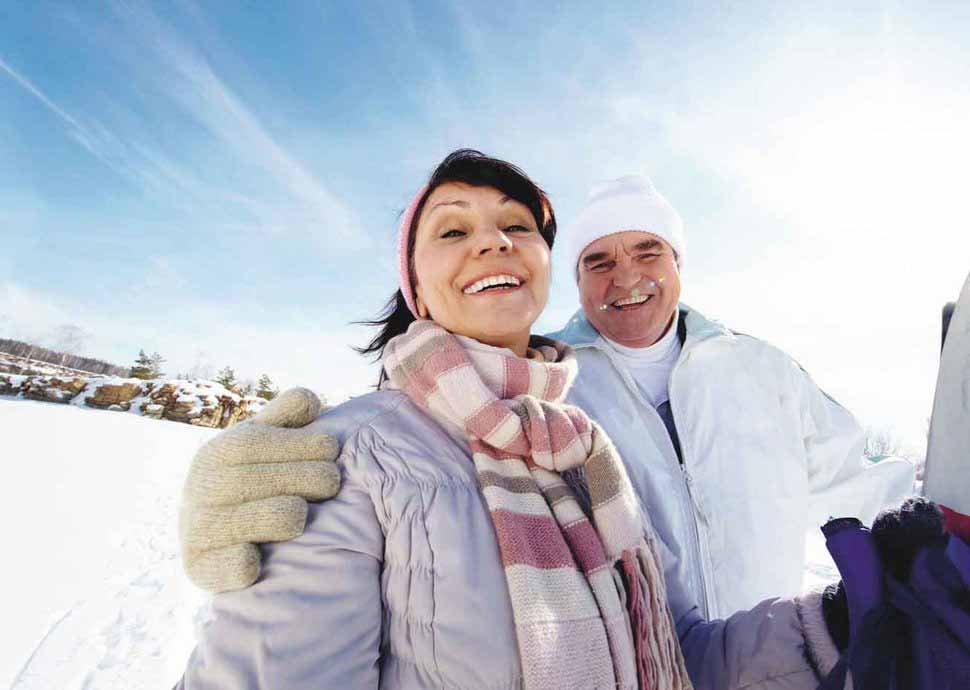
[
  {"x1": 0, "y1": 396, "x2": 840, "y2": 689},
  {"x1": 0, "y1": 398, "x2": 213, "y2": 690}
]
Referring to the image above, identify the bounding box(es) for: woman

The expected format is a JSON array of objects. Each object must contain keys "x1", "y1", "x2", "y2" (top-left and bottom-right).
[{"x1": 177, "y1": 150, "x2": 834, "y2": 689}]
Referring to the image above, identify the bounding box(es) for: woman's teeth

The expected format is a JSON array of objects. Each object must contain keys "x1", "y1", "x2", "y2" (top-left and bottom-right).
[
  {"x1": 612, "y1": 294, "x2": 651, "y2": 307},
  {"x1": 463, "y1": 274, "x2": 522, "y2": 295}
]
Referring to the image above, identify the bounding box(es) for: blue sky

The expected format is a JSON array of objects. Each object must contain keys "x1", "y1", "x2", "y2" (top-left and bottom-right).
[{"x1": 3, "y1": 1, "x2": 970, "y2": 447}]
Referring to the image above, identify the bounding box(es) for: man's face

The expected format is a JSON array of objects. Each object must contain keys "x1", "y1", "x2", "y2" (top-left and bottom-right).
[{"x1": 577, "y1": 231, "x2": 681, "y2": 348}]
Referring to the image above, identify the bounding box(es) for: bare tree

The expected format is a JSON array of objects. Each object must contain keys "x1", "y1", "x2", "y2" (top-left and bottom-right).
[
  {"x1": 187, "y1": 350, "x2": 215, "y2": 381},
  {"x1": 48, "y1": 324, "x2": 89, "y2": 364},
  {"x1": 863, "y1": 425, "x2": 925, "y2": 467},
  {"x1": 149, "y1": 352, "x2": 166, "y2": 378},
  {"x1": 864, "y1": 426, "x2": 902, "y2": 460},
  {"x1": 0, "y1": 338, "x2": 127, "y2": 376},
  {"x1": 238, "y1": 378, "x2": 255, "y2": 397}
]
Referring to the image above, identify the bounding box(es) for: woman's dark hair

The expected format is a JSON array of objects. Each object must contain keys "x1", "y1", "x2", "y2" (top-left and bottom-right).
[{"x1": 355, "y1": 149, "x2": 556, "y2": 384}]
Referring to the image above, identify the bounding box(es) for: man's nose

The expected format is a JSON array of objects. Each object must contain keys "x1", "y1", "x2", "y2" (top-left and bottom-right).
[{"x1": 612, "y1": 260, "x2": 641, "y2": 289}]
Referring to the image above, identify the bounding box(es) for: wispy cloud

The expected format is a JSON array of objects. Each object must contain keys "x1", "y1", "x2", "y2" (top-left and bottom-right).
[
  {"x1": 103, "y1": 0, "x2": 362, "y2": 246},
  {"x1": 0, "y1": 53, "x2": 210, "y2": 204},
  {"x1": 3, "y1": 3, "x2": 363, "y2": 252},
  {"x1": 0, "y1": 55, "x2": 125, "y2": 174},
  {"x1": 0, "y1": 57, "x2": 84, "y2": 131}
]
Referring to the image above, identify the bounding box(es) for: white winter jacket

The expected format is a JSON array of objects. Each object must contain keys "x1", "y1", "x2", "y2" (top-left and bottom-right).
[
  {"x1": 178, "y1": 390, "x2": 827, "y2": 690},
  {"x1": 549, "y1": 304, "x2": 915, "y2": 618}
]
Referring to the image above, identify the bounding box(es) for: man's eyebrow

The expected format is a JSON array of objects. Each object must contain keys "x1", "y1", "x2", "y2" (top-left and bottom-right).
[
  {"x1": 581, "y1": 251, "x2": 611, "y2": 266},
  {"x1": 632, "y1": 239, "x2": 662, "y2": 251}
]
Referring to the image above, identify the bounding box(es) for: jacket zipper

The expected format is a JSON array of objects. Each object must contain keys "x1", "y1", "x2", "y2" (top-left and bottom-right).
[
  {"x1": 668, "y1": 356, "x2": 717, "y2": 619},
  {"x1": 589, "y1": 339, "x2": 714, "y2": 620}
]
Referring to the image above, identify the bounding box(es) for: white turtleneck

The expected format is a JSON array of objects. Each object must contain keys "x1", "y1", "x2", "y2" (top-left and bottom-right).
[{"x1": 598, "y1": 311, "x2": 681, "y2": 408}]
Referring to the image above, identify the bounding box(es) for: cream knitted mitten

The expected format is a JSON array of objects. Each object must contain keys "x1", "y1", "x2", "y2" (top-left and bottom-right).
[{"x1": 179, "y1": 387, "x2": 340, "y2": 592}]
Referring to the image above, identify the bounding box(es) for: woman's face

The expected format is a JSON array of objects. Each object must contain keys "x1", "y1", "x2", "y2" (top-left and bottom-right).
[{"x1": 412, "y1": 182, "x2": 550, "y2": 356}]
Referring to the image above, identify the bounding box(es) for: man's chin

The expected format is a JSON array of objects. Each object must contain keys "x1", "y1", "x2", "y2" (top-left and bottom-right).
[{"x1": 600, "y1": 318, "x2": 668, "y2": 348}]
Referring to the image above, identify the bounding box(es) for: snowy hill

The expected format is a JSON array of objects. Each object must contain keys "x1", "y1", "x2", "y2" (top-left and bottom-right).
[
  {"x1": 1, "y1": 398, "x2": 213, "y2": 690},
  {"x1": 1, "y1": 397, "x2": 840, "y2": 689}
]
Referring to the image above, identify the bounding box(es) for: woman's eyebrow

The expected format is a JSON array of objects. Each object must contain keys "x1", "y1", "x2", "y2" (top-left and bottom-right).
[{"x1": 427, "y1": 199, "x2": 470, "y2": 216}]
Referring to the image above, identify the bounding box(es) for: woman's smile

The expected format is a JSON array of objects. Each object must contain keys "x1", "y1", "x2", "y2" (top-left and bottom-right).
[{"x1": 461, "y1": 272, "x2": 526, "y2": 295}]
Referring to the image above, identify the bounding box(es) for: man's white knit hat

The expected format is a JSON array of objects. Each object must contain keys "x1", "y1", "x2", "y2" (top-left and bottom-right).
[{"x1": 564, "y1": 175, "x2": 685, "y2": 280}]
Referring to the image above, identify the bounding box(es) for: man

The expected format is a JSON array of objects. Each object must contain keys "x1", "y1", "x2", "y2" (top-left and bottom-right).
[
  {"x1": 180, "y1": 175, "x2": 914, "y2": 618},
  {"x1": 548, "y1": 175, "x2": 913, "y2": 616}
]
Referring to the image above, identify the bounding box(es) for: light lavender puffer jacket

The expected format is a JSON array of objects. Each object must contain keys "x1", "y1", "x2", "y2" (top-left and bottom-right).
[{"x1": 177, "y1": 390, "x2": 826, "y2": 690}]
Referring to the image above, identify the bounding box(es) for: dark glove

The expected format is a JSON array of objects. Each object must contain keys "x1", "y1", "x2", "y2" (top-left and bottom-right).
[
  {"x1": 821, "y1": 498, "x2": 948, "y2": 647},
  {"x1": 818, "y1": 498, "x2": 970, "y2": 689},
  {"x1": 871, "y1": 496, "x2": 947, "y2": 581},
  {"x1": 820, "y1": 581, "x2": 849, "y2": 652}
]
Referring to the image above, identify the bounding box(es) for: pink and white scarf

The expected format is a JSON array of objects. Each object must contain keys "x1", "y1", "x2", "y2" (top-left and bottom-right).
[{"x1": 383, "y1": 320, "x2": 692, "y2": 690}]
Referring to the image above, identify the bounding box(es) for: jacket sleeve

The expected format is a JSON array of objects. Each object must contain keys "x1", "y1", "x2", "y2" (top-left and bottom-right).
[
  {"x1": 655, "y1": 529, "x2": 820, "y2": 690},
  {"x1": 791, "y1": 359, "x2": 914, "y2": 528},
  {"x1": 176, "y1": 428, "x2": 385, "y2": 690},
  {"x1": 676, "y1": 596, "x2": 824, "y2": 690}
]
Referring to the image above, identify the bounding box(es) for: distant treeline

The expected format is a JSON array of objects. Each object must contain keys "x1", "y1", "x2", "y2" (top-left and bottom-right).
[{"x1": 0, "y1": 339, "x2": 128, "y2": 377}]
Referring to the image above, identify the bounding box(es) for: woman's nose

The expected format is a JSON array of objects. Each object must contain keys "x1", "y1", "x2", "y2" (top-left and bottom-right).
[{"x1": 475, "y1": 226, "x2": 512, "y2": 255}]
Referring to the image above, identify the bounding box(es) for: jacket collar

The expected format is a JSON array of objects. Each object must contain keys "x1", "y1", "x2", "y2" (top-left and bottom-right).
[{"x1": 547, "y1": 303, "x2": 734, "y2": 352}]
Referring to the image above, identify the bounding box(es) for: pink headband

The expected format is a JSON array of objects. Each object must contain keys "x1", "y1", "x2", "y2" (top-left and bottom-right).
[{"x1": 397, "y1": 184, "x2": 429, "y2": 318}]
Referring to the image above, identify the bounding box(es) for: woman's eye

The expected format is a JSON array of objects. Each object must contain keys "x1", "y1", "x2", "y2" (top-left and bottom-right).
[
  {"x1": 440, "y1": 228, "x2": 466, "y2": 239},
  {"x1": 504, "y1": 224, "x2": 532, "y2": 233}
]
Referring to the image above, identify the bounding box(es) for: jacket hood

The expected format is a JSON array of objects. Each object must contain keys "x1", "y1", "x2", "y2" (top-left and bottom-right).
[{"x1": 546, "y1": 303, "x2": 733, "y2": 350}]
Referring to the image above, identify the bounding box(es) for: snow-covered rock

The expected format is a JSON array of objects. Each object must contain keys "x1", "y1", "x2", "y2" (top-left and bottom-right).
[
  {"x1": 22, "y1": 376, "x2": 88, "y2": 403},
  {"x1": 1, "y1": 374, "x2": 267, "y2": 428},
  {"x1": 0, "y1": 373, "x2": 29, "y2": 396},
  {"x1": 83, "y1": 381, "x2": 143, "y2": 410}
]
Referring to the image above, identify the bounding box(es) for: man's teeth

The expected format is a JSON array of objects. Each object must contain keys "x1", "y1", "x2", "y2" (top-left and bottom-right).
[
  {"x1": 612, "y1": 294, "x2": 651, "y2": 307},
  {"x1": 463, "y1": 274, "x2": 522, "y2": 294}
]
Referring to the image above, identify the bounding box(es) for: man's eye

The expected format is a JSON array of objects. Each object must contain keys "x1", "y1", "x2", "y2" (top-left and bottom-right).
[
  {"x1": 637, "y1": 253, "x2": 661, "y2": 261},
  {"x1": 589, "y1": 261, "x2": 614, "y2": 273},
  {"x1": 504, "y1": 224, "x2": 532, "y2": 233},
  {"x1": 441, "y1": 228, "x2": 466, "y2": 239}
]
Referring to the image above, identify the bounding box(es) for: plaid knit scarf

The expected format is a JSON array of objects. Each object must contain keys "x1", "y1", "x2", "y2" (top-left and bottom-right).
[{"x1": 383, "y1": 320, "x2": 692, "y2": 690}]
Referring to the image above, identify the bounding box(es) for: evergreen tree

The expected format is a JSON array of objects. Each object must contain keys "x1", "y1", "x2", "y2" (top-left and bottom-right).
[
  {"x1": 149, "y1": 352, "x2": 166, "y2": 378},
  {"x1": 239, "y1": 379, "x2": 255, "y2": 397},
  {"x1": 215, "y1": 366, "x2": 238, "y2": 393},
  {"x1": 130, "y1": 349, "x2": 154, "y2": 379},
  {"x1": 256, "y1": 374, "x2": 278, "y2": 401}
]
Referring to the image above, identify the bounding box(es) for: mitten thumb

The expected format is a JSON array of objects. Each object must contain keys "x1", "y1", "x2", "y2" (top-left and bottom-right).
[{"x1": 254, "y1": 388, "x2": 321, "y2": 428}]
